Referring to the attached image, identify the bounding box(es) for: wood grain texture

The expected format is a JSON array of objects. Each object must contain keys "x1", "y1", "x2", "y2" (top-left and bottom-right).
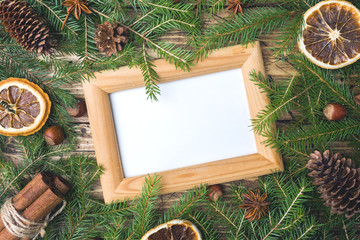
[
  {"x1": 82, "y1": 82, "x2": 123, "y2": 202},
  {"x1": 241, "y1": 42, "x2": 283, "y2": 168},
  {"x1": 84, "y1": 42, "x2": 283, "y2": 202},
  {"x1": 114, "y1": 153, "x2": 273, "y2": 199},
  {"x1": 91, "y1": 44, "x2": 254, "y2": 93}
]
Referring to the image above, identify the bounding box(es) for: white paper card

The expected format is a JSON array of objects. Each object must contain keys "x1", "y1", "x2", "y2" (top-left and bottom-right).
[{"x1": 110, "y1": 68, "x2": 257, "y2": 178}]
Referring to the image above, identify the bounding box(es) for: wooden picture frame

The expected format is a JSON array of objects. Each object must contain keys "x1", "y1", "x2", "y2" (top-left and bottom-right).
[{"x1": 83, "y1": 42, "x2": 283, "y2": 203}]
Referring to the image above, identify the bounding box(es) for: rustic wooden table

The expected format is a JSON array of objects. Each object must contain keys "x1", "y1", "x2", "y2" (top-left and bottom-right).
[{"x1": 31, "y1": 9, "x2": 355, "y2": 238}]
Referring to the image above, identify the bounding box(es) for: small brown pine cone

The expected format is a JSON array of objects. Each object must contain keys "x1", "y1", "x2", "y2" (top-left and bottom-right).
[
  {"x1": 0, "y1": 0, "x2": 51, "y2": 54},
  {"x1": 94, "y1": 21, "x2": 129, "y2": 57},
  {"x1": 306, "y1": 150, "x2": 360, "y2": 218}
]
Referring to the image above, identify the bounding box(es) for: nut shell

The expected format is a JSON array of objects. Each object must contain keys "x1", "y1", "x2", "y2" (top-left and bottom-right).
[
  {"x1": 354, "y1": 94, "x2": 360, "y2": 106},
  {"x1": 207, "y1": 185, "x2": 223, "y2": 202},
  {"x1": 44, "y1": 125, "x2": 65, "y2": 145},
  {"x1": 323, "y1": 103, "x2": 347, "y2": 121},
  {"x1": 66, "y1": 99, "x2": 86, "y2": 117}
]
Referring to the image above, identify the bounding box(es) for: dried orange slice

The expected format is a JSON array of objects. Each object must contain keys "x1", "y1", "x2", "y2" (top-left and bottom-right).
[
  {"x1": 141, "y1": 219, "x2": 202, "y2": 240},
  {"x1": 299, "y1": 0, "x2": 360, "y2": 69},
  {"x1": 0, "y1": 78, "x2": 51, "y2": 136}
]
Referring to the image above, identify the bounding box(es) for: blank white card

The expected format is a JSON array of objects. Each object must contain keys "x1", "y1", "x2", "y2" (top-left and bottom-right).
[{"x1": 110, "y1": 68, "x2": 257, "y2": 178}]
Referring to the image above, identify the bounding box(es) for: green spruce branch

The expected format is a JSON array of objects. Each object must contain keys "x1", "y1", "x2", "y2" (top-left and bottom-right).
[
  {"x1": 203, "y1": 165, "x2": 317, "y2": 239},
  {"x1": 194, "y1": 7, "x2": 295, "y2": 61},
  {"x1": 130, "y1": 174, "x2": 161, "y2": 238}
]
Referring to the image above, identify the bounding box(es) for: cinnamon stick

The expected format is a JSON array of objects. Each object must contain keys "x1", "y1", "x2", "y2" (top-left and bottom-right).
[
  {"x1": 13, "y1": 173, "x2": 53, "y2": 210},
  {"x1": 0, "y1": 187, "x2": 68, "y2": 240},
  {"x1": 0, "y1": 173, "x2": 52, "y2": 232},
  {"x1": 23, "y1": 188, "x2": 67, "y2": 222},
  {"x1": 54, "y1": 176, "x2": 71, "y2": 196}
]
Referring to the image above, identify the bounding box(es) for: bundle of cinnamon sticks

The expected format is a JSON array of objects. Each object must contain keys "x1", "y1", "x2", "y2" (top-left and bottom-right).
[{"x1": 0, "y1": 172, "x2": 71, "y2": 240}]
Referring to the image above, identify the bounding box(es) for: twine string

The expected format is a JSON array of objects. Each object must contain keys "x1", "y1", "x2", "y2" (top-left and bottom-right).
[{"x1": 1, "y1": 198, "x2": 66, "y2": 239}]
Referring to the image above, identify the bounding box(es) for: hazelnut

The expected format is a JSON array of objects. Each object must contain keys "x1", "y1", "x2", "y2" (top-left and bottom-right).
[
  {"x1": 207, "y1": 185, "x2": 223, "y2": 202},
  {"x1": 44, "y1": 126, "x2": 65, "y2": 145},
  {"x1": 323, "y1": 103, "x2": 347, "y2": 121},
  {"x1": 352, "y1": 86, "x2": 360, "y2": 96},
  {"x1": 354, "y1": 94, "x2": 360, "y2": 106},
  {"x1": 66, "y1": 99, "x2": 86, "y2": 117}
]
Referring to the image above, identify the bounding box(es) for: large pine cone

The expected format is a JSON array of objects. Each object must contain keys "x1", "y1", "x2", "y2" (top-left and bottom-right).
[
  {"x1": 306, "y1": 150, "x2": 360, "y2": 218},
  {"x1": 0, "y1": 0, "x2": 51, "y2": 54},
  {"x1": 94, "y1": 21, "x2": 128, "y2": 57}
]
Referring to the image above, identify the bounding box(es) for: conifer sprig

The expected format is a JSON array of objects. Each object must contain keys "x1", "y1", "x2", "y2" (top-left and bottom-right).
[
  {"x1": 0, "y1": 137, "x2": 73, "y2": 200},
  {"x1": 0, "y1": 0, "x2": 200, "y2": 100},
  {"x1": 204, "y1": 165, "x2": 317, "y2": 239},
  {"x1": 162, "y1": 185, "x2": 207, "y2": 222},
  {"x1": 129, "y1": 174, "x2": 162, "y2": 239},
  {"x1": 193, "y1": 6, "x2": 295, "y2": 61}
]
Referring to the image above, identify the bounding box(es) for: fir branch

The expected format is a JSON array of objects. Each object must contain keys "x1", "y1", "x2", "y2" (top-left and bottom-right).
[
  {"x1": 162, "y1": 185, "x2": 207, "y2": 222},
  {"x1": 342, "y1": 220, "x2": 350, "y2": 240},
  {"x1": 235, "y1": 214, "x2": 247, "y2": 239},
  {"x1": 262, "y1": 187, "x2": 304, "y2": 239},
  {"x1": 273, "y1": 176, "x2": 287, "y2": 199},
  {"x1": 188, "y1": 211, "x2": 219, "y2": 240},
  {"x1": 277, "y1": 213, "x2": 304, "y2": 230},
  {"x1": 298, "y1": 224, "x2": 315, "y2": 239},
  {"x1": 129, "y1": 9, "x2": 156, "y2": 28},
  {"x1": 89, "y1": 199, "x2": 133, "y2": 216},
  {"x1": 0, "y1": 49, "x2": 42, "y2": 82},
  {"x1": 144, "y1": 19, "x2": 196, "y2": 36},
  {"x1": 0, "y1": 137, "x2": 72, "y2": 198},
  {"x1": 117, "y1": 22, "x2": 188, "y2": 64},
  {"x1": 0, "y1": 148, "x2": 64, "y2": 198},
  {"x1": 84, "y1": 16, "x2": 89, "y2": 61},
  {"x1": 129, "y1": 174, "x2": 161, "y2": 238},
  {"x1": 253, "y1": 83, "x2": 314, "y2": 133},
  {"x1": 45, "y1": 155, "x2": 106, "y2": 239},
  {"x1": 194, "y1": 7, "x2": 295, "y2": 61},
  {"x1": 91, "y1": 0, "x2": 126, "y2": 21},
  {"x1": 188, "y1": 213, "x2": 210, "y2": 235},
  {"x1": 209, "y1": 201, "x2": 237, "y2": 228},
  {"x1": 94, "y1": 6, "x2": 198, "y2": 99},
  {"x1": 250, "y1": 71, "x2": 277, "y2": 95},
  {"x1": 138, "y1": 0, "x2": 190, "y2": 13},
  {"x1": 282, "y1": 120, "x2": 360, "y2": 145},
  {"x1": 140, "y1": 43, "x2": 160, "y2": 101},
  {"x1": 292, "y1": 56, "x2": 360, "y2": 114},
  {"x1": 280, "y1": 72, "x2": 298, "y2": 104},
  {"x1": 47, "y1": 68, "x2": 90, "y2": 85},
  {"x1": 303, "y1": 78, "x2": 317, "y2": 122},
  {"x1": 271, "y1": 12, "x2": 304, "y2": 57},
  {"x1": 34, "y1": 0, "x2": 77, "y2": 35},
  {"x1": 0, "y1": 44, "x2": 18, "y2": 47},
  {"x1": 208, "y1": 0, "x2": 227, "y2": 16}
]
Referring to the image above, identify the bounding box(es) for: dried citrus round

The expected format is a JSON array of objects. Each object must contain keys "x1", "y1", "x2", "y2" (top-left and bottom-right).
[
  {"x1": 299, "y1": 0, "x2": 360, "y2": 69},
  {"x1": 141, "y1": 219, "x2": 202, "y2": 240},
  {"x1": 0, "y1": 78, "x2": 51, "y2": 136}
]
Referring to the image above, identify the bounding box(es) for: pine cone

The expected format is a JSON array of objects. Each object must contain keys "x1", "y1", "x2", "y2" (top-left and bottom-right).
[
  {"x1": 306, "y1": 150, "x2": 360, "y2": 218},
  {"x1": 0, "y1": 0, "x2": 51, "y2": 54},
  {"x1": 94, "y1": 21, "x2": 129, "y2": 57}
]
